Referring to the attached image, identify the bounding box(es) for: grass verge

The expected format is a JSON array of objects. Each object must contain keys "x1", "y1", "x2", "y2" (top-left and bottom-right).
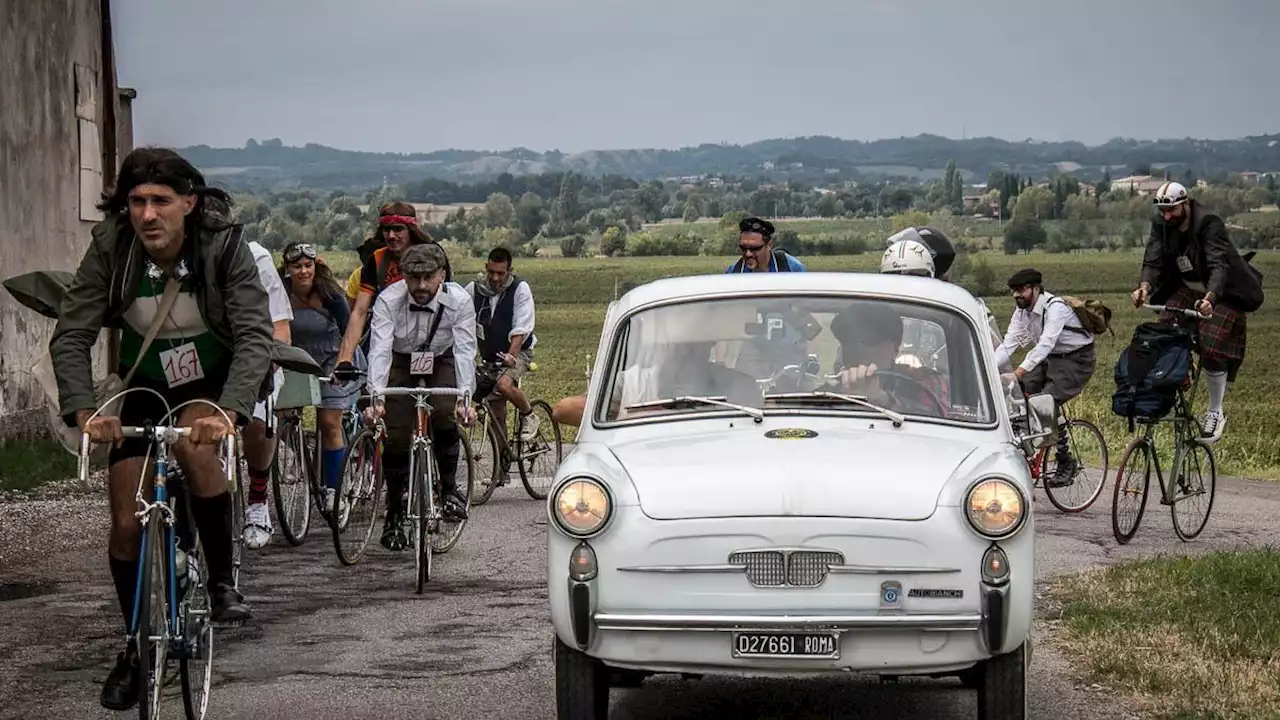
[
  {"x1": 1050, "y1": 550, "x2": 1280, "y2": 719},
  {"x1": 0, "y1": 439, "x2": 78, "y2": 494}
]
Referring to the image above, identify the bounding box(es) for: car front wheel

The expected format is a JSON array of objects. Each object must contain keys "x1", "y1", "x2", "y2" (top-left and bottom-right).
[
  {"x1": 975, "y1": 642, "x2": 1027, "y2": 720},
  {"x1": 555, "y1": 635, "x2": 610, "y2": 719}
]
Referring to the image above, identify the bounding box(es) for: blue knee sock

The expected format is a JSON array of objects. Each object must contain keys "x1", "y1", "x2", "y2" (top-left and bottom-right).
[{"x1": 323, "y1": 447, "x2": 346, "y2": 490}]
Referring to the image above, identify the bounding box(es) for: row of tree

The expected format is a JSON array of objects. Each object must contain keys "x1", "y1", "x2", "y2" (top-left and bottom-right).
[{"x1": 230, "y1": 161, "x2": 1280, "y2": 259}]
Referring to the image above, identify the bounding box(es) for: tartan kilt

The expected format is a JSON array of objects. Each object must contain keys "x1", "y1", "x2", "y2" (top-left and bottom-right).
[{"x1": 1162, "y1": 284, "x2": 1246, "y2": 380}]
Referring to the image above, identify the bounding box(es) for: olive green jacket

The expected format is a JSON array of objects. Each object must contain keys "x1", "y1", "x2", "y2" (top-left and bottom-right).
[{"x1": 50, "y1": 216, "x2": 275, "y2": 424}]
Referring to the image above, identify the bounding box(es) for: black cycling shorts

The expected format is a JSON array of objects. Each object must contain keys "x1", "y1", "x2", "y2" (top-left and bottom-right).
[{"x1": 107, "y1": 362, "x2": 231, "y2": 465}]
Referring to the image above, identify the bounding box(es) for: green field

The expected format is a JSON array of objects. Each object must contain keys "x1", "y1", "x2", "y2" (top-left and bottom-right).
[{"x1": 312, "y1": 247, "x2": 1280, "y2": 479}]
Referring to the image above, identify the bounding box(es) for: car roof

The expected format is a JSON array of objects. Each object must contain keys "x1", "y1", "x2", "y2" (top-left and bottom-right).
[{"x1": 610, "y1": 271, "x2": 989, "y2": 326}]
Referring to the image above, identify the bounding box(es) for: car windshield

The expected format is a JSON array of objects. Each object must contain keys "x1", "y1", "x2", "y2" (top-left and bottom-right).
[{"x1": 594, "y1": 294, "x2": 994, "y2": 425}]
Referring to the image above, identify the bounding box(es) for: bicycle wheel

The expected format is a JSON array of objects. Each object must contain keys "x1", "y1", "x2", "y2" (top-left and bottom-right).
[
  {"x1": 332, "y1": 428, "x2": 384, "y2": 566},
  {"x1": 271, "y1": 416, "x2": 312, "y2": 546},
  {"x1": 1171, "y1": 440, "x2": 1217, "y2": 541},
  {"x1": 432, "y1": 431, "x2": 473, "y2": 555},
  {"x1": 1111, "y1": 438, "x2": 1152, "y2": 545},
  {"x1": 517, "y1": 399, "x2": 563, "y2": 500},
  {"x1": 469, "y1": 412, "x2": 503, "y2": 507},
  {"x1": 415, "y1": 444, "x2": 433, "y2": 594},
  {"x1": 1042, "y1": 419, "x2": 1109, "y2": 514},
  {"x1": 135, "y1": 511, "x2": 170, "y2": 720},
  {"x1": 179, "y1": 532, "x2": 213, "y2": 720}
]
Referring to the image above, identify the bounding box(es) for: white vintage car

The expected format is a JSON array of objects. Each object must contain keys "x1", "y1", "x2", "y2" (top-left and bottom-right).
[{"x1": 546, "y1": 271, "x2": 1057, "y2": 719}]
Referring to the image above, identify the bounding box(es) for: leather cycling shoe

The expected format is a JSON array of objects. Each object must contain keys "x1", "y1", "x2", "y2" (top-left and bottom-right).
[
  {"x1": 210, "y1": 583, "x2": 252, "y2": 624},
  {"x1": 100, "y1": 644, "x2": 140, "y2": 711}
]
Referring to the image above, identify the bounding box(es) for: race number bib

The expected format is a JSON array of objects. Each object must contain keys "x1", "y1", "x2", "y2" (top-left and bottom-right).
[
  {"x1": 410, "y1": 351, "x2": 435, "y2": 375},
  {"x1": 1177, "y1": 255, "x2": 1193, "y2": 273},
  {"x1": 160, "y1": 343, "x2": 205, "y2": 389}
]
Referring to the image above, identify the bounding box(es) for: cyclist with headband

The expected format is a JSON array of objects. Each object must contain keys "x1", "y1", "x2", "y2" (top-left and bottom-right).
[{"x1": 332, "y1": 202, "x2": 452, "y2": 376}]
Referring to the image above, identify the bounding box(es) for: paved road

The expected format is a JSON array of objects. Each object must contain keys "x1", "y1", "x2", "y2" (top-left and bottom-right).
[{"x1": 3, "y1": 471, "x2": 1279, "y2": 720}]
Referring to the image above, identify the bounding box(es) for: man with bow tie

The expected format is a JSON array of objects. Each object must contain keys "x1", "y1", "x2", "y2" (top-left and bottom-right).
[{"x1": 363, "y1": 243, "x2": 476, "y2": 549}]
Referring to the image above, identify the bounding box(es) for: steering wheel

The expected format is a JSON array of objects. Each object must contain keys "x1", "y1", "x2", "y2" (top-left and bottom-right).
[{"x1": 824, "y1": 369, "x2": 947, "y2": 417}]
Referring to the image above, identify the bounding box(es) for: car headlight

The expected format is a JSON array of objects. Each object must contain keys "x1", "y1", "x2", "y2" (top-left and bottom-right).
[
  {"x1": 552, "y1": 478, "x2": 612, "y2": 536},
  {"x1": 964, "y1": 478, "x2": 1026, "y2": 538}
]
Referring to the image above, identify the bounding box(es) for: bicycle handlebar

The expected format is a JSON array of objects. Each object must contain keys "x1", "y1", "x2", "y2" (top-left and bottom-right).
[
  {"x1": 372, "y1": 387, "x2": 469, "y2": 399},
  {"x1": 78, "y1": 426, "x2": 236, "y2": 486},
  {"x1": 1142, "y1": 303, "x2": 1212, "y2": 320}
]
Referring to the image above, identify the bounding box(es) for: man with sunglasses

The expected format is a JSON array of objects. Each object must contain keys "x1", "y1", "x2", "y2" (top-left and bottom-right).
[
  {"x1": 240, "y1": 238, "x2": 295, "y2": 549},
  {"x1": 721, "y1": 217, "x2": 816, "y2": 389},
  {"x1": 333, "y1": 202, "x2": 451, "y2": 376},
  {"x1": 725, "y1": 217, "x2": 806, "y2": 273},
  {"x1": 1131, "y1": 181, "x2": 1263, "y2": 443}
]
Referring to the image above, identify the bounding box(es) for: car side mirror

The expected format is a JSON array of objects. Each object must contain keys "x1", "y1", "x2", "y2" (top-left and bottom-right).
[{"x1": 1013, "y1": 392, "x2": 1057, "y2": 456}]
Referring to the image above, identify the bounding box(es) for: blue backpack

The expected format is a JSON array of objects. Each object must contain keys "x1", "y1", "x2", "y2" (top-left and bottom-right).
[{"x1": 1111, "y1": 322, "x2": 1193, "y2": 431}]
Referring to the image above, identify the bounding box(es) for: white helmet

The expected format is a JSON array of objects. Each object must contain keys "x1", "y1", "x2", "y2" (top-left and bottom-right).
[
  {"x1": 881, "y1": 238, "x2": 936, "y2": 277},
  {"x1": 1153, "y1": 181, "x2": 1189, "y2": 208}
]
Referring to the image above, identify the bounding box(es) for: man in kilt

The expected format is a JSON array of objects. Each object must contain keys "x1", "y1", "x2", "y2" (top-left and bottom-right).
[{"x1": 1132, "y1": 181, "x2": 1264, "y2": 443}]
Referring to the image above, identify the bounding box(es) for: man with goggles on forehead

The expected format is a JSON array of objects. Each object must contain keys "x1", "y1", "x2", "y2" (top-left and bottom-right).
[
  {"x1": 239, "y1": 237, "x2": 295, "y2": 549},
  {"x1": 1132, "y1": 181, "x2": 1264, "y2": 443},
  {"x1": 332, "y1": 201, "x2": 452, "y2": 377},
  {"x1": 880, "y1": 225, "x2": 1005, "y2": 362}
]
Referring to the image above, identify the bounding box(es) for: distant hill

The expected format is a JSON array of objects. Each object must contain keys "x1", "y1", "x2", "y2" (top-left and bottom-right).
[{"x1": 179, "y1": 133, "x2": 1280, "y2": 191}]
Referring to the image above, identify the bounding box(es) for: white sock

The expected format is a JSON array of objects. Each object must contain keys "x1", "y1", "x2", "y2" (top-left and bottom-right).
[{"x1": 1206, "y1": 371, "x2": 1227, "y2": 415}]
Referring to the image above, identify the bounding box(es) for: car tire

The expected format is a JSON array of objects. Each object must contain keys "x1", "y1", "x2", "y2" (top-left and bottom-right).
[
  {"x1": 555, "y1": 635, "x2": 610, "y2": 719},
  {"x1": 976, "y1": 642, "x2": 1027, "y2": 720}
]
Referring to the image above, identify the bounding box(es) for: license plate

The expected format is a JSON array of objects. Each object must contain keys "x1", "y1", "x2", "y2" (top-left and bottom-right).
[{"x1": 731, "y1": 631, "x2": 839, "y2": 659}]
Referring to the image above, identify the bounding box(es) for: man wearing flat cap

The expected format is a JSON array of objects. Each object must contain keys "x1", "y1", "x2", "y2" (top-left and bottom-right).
[
  {"x1": 361, "y1": 242, "x2": 477, "y2": 549},
  {"x1": 726, "y1": 217, "x2": 806, "y2": 273},
  {"x1": 994, "y1": 268, "x2": 1096, "y2": 487}
]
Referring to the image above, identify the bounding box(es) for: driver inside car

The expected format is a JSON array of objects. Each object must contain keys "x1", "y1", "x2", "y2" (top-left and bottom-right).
[{"x1": 828, "y1": 302, "x2": 950, "y2": 418}]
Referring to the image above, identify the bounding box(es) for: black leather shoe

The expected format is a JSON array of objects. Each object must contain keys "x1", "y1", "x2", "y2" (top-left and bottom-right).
[
  {"x1": 209, "y1": 583, "x2": 252, "y2": 624},
  {"x1": 100, "y1": 644, "x2": 140, "y2": 711}
]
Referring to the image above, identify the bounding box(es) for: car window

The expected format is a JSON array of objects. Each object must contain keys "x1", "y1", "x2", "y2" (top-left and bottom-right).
[{"x1": 595, "y1": 294, "x2": 994, "y2": 425}]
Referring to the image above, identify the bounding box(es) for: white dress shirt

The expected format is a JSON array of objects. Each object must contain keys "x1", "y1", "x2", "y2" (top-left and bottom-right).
[
  {"x1": 367, "y1": 279, "x2": 477, "y2": 399},
  {"x1": 464, "y1": 280, "x2": 538, "y2": 350},
  {"x1": 994, "y1": 291, "x2": 1094, "y2": 373},
  {"x1": 248, "y1": 241, "x2": 294, "y2": 324}
]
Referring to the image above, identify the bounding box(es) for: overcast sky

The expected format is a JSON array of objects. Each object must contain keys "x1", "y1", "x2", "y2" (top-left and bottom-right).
[{"x1": 113, "y1": 0, "x2": 1280, "y2": 154}]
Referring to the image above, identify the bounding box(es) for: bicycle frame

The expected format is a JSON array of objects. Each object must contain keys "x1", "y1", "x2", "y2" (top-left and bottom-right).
[
  {"x1": 1135, "y1": 303, "x2": 1208, "y2": 505},
  {"x1": 77, "y1": 390, "x2": 237, "y2": 717}
]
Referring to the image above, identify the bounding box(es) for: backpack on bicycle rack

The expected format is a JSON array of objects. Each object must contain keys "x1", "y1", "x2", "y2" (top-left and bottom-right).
[{"x1": 1111, "y1": 321, "x2": 1193, "y2": 431}]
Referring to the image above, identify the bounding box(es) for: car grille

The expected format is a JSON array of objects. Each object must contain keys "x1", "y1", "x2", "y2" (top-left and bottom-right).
[{"x1": 728, "y1": 549, "x2": 844, "y2": 588}]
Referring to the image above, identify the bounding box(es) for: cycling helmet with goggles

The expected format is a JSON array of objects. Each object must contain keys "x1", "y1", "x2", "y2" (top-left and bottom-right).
[
  {"x1": 1152, "y1": 181, "x2": 1189, "y2": 208},
  {"x1": 883, "y1": 226, "x2": 956, "y2": 278}
]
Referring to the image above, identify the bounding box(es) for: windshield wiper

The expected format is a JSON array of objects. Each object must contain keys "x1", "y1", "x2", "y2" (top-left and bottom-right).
[
  {"x1": 764, "y1": 391, "x2": 906, "y2": 428},
  {"x1": 626, "y1": 395, "x2": 765, "y2": 423}
]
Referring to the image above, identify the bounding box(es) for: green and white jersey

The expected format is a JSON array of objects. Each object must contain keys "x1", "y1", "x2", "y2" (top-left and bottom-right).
[{"x1": 119, "y1": 262, "x2": 227, "y2": 385}]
